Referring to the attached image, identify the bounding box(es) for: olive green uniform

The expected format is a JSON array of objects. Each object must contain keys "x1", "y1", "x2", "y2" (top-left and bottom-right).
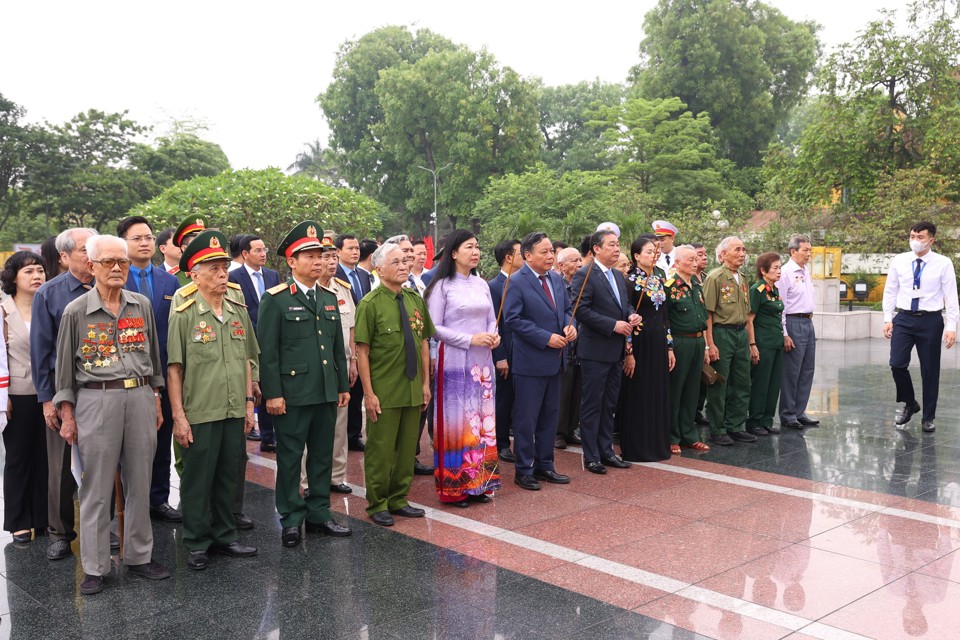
[
  {"x1": 167, "y1": 292, "x2": 259, "y2": 552},
  {"x1": 355, "y1": 286, "x2": 435, "y2": 516},
  {"x1": 666, "y1": 276, "x2": 709, "y2": 445},
  {"x1": 703, "y1": 266, "x2": 751, "y2": 436},
  {"x1": 257, "y1": 279, "x2": 349, "y2": 528},
  {"x1": 747, "y1": 282, "x2": 784, "y2": 429}
]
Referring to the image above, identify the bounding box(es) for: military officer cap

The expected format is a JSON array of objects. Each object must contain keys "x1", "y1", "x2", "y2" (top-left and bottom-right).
[
  {"x1": 596, "y1": 221, "x2": 621, "y2": 238},
  {"x1": 179, "y1": 229, "x2": 230, "y2": 272},
  {"x1": 278, "y1": 220, "x2": 325, "y2": 258},
  {"x1": 174, "y1": 215, "x2": 207, "y2": 248},
  {"x1": 319, "y1": 236, "x2": 337, "y2": 252},
  {"x1": 652, "y1": 220, "x2": 678, "y2": 237}
]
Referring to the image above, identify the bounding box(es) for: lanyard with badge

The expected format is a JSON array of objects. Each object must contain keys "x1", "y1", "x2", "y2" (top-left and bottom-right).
[{"x1": 911, "y1": 259, "x2": 927, "y2": 299}]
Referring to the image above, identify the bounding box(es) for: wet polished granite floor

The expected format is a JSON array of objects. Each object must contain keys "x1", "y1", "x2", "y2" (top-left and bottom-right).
[{"x1": 1, "y1": 338, "x2": 959, "y2": 639}]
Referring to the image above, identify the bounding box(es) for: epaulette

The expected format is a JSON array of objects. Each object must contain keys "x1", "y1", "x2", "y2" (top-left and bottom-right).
[
  {"x1": 757, "y1": 283, "x2": 766, "y2": 292},
  {"x1": 177, "y1": 282, "x2": 198, "y2": 297},
  {"x1": 319, "y1": 284, "x2": 336, "y2": 295},
  {"x1": 266, "y1": 283, "x2": 288, "y2": 296},
  {"x1": 665, "y1": 278, "x2": 675, "y2": 287},
  {"x1": 228, "y1": 281, "x2": 242, "y2": 290},
  {"x1": 175, "y1": 299, "x2": 196, "y2": 313},
  {"x1": 334, "y1": 277, "x2": 351, "y2": 289},
  {"x1": 225, "y1": 296, "x2": 247, "y2": 308}
]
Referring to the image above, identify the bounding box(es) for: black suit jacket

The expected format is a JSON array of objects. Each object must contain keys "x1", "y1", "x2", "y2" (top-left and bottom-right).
[
  {"x1": 488, "y1": 272, "x2": 513, "y2": 363},
  {"x1": 124, "y1": 265, "x2": 179, "y2": 373},
  {"x1": 569, "y1": 262, "x2": 630, "y2": 363},
  {"x1": 336, "y1": 264, "x2": 371, "y2": 304},
  {"x1": 228, "y1": 266, "x2": 281, "y2": 330}
]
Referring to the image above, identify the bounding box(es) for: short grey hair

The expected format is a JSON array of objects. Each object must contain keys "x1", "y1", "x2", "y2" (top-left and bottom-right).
[
  {"x1": 787, "y1": 234, "x2": 812, "y2": 253},
  {"x1": 372, "y1": 242, "x2": 401, "y2": 268},
  {"x1": 675, "y1": 245, "x2": 696, "y2": 261},
  {"x1": 556, "y1": 247, "x2": 581, "y2": 264},
  {"x1": 385, "y1": 234, "x2": 410, "y2": 245},
  {"x1": 56, "y1": 228, "x2": 99, "y2": 254},
  {"x1": 86, "y1": 235, "x2": 127, "y2": 262},
  {"x1": 715, "y1": 236, "x2": 740, "y2": 262}
]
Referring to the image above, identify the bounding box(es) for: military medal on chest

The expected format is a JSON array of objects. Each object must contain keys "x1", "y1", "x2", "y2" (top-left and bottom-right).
[
  {"x1": 193, "y1": 320, "x2": 217, "y2": 343},
  {"x1": 117, "y1": 315, "x2": 147, "y2": 352},
  {"x1": 82, "y1": 322, "x2": 119, "y2": 369}
]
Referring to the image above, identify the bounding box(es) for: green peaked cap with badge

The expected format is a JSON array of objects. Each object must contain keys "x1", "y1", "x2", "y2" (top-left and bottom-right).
[
  {"x1": 179, "y1": 229, "x2": 230, "y2": 273},
  {"x1": 278, "y1": 220, "x2": 325, "y2": 258},
  {"x1": 173, "y1": 215, "x2": 207, "y2": 248}
]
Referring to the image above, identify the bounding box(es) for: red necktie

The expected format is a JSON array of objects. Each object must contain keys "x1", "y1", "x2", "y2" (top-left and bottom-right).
[{"x1": 539, "y1": 274, "x2": 556, "y2": 309}]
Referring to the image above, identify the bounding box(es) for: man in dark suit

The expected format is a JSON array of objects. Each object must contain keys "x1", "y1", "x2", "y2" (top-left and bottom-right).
[
  {"x1": 117, "y1": 216, "x2": 182, "y2": 522},
  {"x1": 502, "y1": 232, "x2": 576, "y2": 490},
  {"x1": 228, "y1": 235, "x2": 281, "y2": 452},
  {"x1": 336, "y1": 234, "x2": 369, "y2": 451},
  {"x1": 487, "y1": 238, "x2": 523, "y2": 463},
  {"x1": 571, "y1": 228, "x2": 641, "y2": 474}
]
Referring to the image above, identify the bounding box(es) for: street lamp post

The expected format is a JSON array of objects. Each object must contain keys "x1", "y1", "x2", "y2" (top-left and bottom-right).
[{"x1": 418, "y1": 162, "x2": 452, "y2": 247}]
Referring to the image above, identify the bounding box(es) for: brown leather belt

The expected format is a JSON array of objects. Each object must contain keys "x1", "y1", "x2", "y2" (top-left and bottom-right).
[
  {"x1": 676, "y1": 332, "x2": 704, "y2": 338},
  {"x1": 786, "y1": 313, "x2": 813, "y2": 319},
  {"x1": 82, "y1": 376, "x2": 150, "y2": 390}
]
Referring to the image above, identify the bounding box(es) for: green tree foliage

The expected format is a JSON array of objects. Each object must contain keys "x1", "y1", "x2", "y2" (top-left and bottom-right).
[
  {"x1": 0, "y1": 94, "x2": 33, "y2": 234},
  {"x1": 129, "y1": 169, "x2": 383, "y2": 271},
  {"x1": 632, "y1": 0, "x2": 820, "y2": 167},
  {"x1": 538, "y1": 81, "x2": 624, "y2": 172},
  {"x1": 131, "y1": 132, "x2": 230, "y2": 189},
  {"x1": 287, "y1": 139, "x2": 346, "y2": 186}
]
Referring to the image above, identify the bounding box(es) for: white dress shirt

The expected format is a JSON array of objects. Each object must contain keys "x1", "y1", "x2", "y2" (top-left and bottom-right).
[
  {"x1": 882, "y1": 250, "x2": 959, "y2": 331},
  {"x1": 244, "y1": 263, "x2": 265, "y2": 300}
]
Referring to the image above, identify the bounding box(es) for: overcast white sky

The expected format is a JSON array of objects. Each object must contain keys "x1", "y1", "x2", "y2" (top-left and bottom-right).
[{"x1": 6, "y1": 1, "x2": 901, "y2": 170}]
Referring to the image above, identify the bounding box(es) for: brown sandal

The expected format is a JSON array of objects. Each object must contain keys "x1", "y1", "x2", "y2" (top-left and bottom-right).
[
  {"x1": 687, "y1": 441, "x2": 710, "y2": 452},
  {"x1": 670, "y1": 444, "x2": 682, "y2": 455}
]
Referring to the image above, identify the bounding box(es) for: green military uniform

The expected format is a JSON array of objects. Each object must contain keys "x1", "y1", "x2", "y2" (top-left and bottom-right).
[
  {"x1": 355, "y1": 284, "x2": 435, "y2": 516},
  {"x1": 747, "y1": 281, "x2": 784, "y2": 429},
  {"x1": 703, "y1": 265, "x2": 752, "y2": 436},
  {"x1": 167, "y1": 230, "x2": 260, "y2": 553},
  {"x1": 666, "y1": 275, "x2": 709, "y2": 446},
  {"x1": 172, "y1": 216, "x2": 208, "y2": 286},
  {"x1": 257, "y1": 225, "x2": 349, "y2": 529}
]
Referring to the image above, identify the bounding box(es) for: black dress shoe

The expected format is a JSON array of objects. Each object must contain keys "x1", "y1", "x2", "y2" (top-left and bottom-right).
[
  {"x1": 565, "y1": 431, "x2": 582, "y2": 445},
  {"x1": 210, "y1": 541, "x2": 258, "y2": 557},
  {"x1": 12, "y1": 531, "x2": 32, "y2": 544},
  {"x1": 781, "y1": 419, "x2": 803, "y2": 429},
  {"x1": 601, "y1": 456, "x2": 632, "y2": 469},
  {"x1": 554, "y1": 436, "x2": 567, "y2": 450},
  {"x1": 922, "y1": 420, "x2": 936, "y2": 433},
  {"x1": 260, "y1": 442, "x2": 277, "y2": 453},
  {"x1": 186, "y1": 550, "x2": 209, "y2": 570},
  {"x1": 498, "y1": 448, "x2": 516, "y2": 463},
  {"x1": 234, "y1": 513, "x2": 254, "y2": 530},
  {"x1": 767, "y1": 425, "x2": 781, "y2": 435},
  {"x1": 348, "y1": 438, "x2": 366, "y2": 452},
  {"x1": 729, "y1": 431, "x2": 757, "y2": 443},
  {"x1": 126, "y1": 560, "x2": 171, "y2": 580},
  {"x1": 370, "y1": 511, "x2": 394, "y2": 526},
  {"x1": 80, "y1": 574, "x2": 103, "y2": 595},
  {"x1": 514, "y1": 475, "x2": 542, "y2": 491},
  {"x1": 330, "y1": 483, "x2": 353, "y2": 494},
  {"x1": 110, "y1": 532, "x2": 120, "y2": 551},
  {"x1": 746, "y1": 426, "x2": 769, "y2": 436},
  {"x1": 247, "y1": 429, "x2": 261, "y2": 441},
  {"x1": 467, "y1": 493, "x2": 492, "y2": 503},
  {"x1": 389, "y1": 506, "x2": 426, "y2": 518},
  {"x1": 797, "y1": 416, "x2": 820, "y2": 426},
  {"x1": 449, "y1": 500, "x2": 469, "y2": 508},
  {"x1": 305, "y1": 520, "x2": 352, "y2": 536},
  {"x1": 534, "y1": 469, "x2": 571, "y2": 484},
  {"x1": 694, "y1": 412, "x2": 710, "y2": 426},
  {"x1": 413, "y1": 460, "x2": 434, "y2": 475},
  {"x1": 585, "y1": 461, "x2": 607, "y2": 474},
  {"x1": 896, "y1": 402, "x2": 921, "y2": 425},
  {"x1": 150, "y1": 503, "x2": 183, "y2": 523},
  {"x1": 709, "y1": 433, "x2": 734, "y2": 446},
  {"x1": 47, "y1": 538, "x2": 71, "y2": 560},
  {"x1": 281, "y1": 526, "x2": 301, "y2": 547}
]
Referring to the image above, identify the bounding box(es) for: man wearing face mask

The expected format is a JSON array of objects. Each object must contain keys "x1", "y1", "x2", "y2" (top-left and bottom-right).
[{"x1": 882, "y1": 222, "x2": 958, "y2": 433}]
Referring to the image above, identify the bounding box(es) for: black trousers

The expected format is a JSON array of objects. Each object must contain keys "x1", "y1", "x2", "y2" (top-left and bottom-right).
[
  {"x1": 3, "y1": 395, "x2": 49, "y2": 532},
  {"x1": 150, "y1": 389, "x2": 174, "y2": 507},
  {"x1": 347, "y1": 377, "x2": 364, "y2": 443},
  {"x1": 494, "y1": 367, "x2": 514, "y2": 451},
  {"x1": 578, "y1": 359, "x2": 622, "y2": 463},
  {"x1": 257, "y1": 400, "x2": 275, "y2": 445},
  {"x1": 890, "y1": 311, "x2": 944, "y2": 422},
  {"x1": 557, "y1": 363, "x2": 581, "y2": 438}
]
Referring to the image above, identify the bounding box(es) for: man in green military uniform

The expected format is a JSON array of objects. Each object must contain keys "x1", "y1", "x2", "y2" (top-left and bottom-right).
[
  {"x1": 703, "y1": 236, "x2": 759, "y2": 446},
  {"x1": 171, "y1": 216, "x2": 207, "y2": 286},
  {"x1": 257, "y1": 221, "x2": 351, "y2": 548},
  {"x1": 355, "y1": 242, "x2": 434, "y2": 527},
  {"x1": 167, "y1": 230, "x2": 259, "y2": 571},
  {"x1": 666, "y1": 246, "x2": 711, "y2": 452}
]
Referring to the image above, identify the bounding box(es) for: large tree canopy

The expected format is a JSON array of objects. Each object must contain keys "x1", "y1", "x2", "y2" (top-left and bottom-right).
[
  {"x1": 632, "y1": 0, "x2": 820, "y2": 167},
  {"x1": 538, "y1": 81, "x2": 624, "y2": 172},
  {"x1": 131, "y1": 133, "x2": 230, "y2": 189}
]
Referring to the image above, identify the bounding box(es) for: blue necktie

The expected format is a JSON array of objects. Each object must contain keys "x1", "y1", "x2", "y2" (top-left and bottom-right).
[
  {"x1": 137, "y1": 269, "x2": 152, "y2": 300},
  {"x1": 349, "y1": 270, "x2": 363, "y2": 302},
  {"x1": 606, "y1": 269, "x2": 621, "y2": 305},
  {"x1": 911, "y1": 258, "x2": 922, "y2": 312},
  {"x1": 252, "y1": 271, "x2": 265, "y2": 299}
]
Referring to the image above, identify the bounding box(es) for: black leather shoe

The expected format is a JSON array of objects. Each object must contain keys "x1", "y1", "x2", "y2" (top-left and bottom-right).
[
  {"x1": 695, "y1": 412, "x2": 710, "y2": 426},
  {"x1": 348, "y1": 438, "x2": 366, "y2": 452},
  {"x1": 498, "y1": 448, "x2": 516, "y2": 463},
  {"x1": 767, "y1": 425, "x2": 781, "y2": 434},
  {"x1": 922, "y1": 420, "x2": 936, "y2": 433},
  {"x1": 797, "y1": 416, "x2": 820, "y2": 426},
  {"x1": 449, "y1": 499, "x2": 470, "y2": 508},
  {"x1": 247, "y1": 429, "x2": 261, "y2": 441},
  {"x1": 554, "y1": 436, "x2": 567, "y2": 449},
  {"x1": 305, "y1": 520, "x2": 352, "y2": 536},
  {"x1": 896, "y1": 402, "x2": 921, "y2": 425},
  {"x1": 514, "y1": 475, "x2": 542, "y2": 491},
  {"x1": 370, "y1": 511, "x2": 394, "y2": 526},
  {"x1": 126, "y1": 560, "x2": 171, "y2": 580},
  {"x1": 709, "y1": 434, "x2": 734, "y2": 446},
  {"x1": 585, "y1": 461, "x2": 607, "y2": 474},
  {"x1": 467, "y1": 493, "x2": 492, "y2": 503},
  {"x1": 260, "y1": 442, "x2": 277, "y2": 453},
  {"x1": 210, "y1": 541, "x2": 258, "y2": 557},
  {"x1": 80, "y1": 574, "x2": 103, "y2": 595},
  {"x1": 534, "y1": 469, "x2": 571, "y2": 484},
  {"x1": 47, "y1": 538, "x2": 71, "y2": 560},
  {"x1": 150, "y1": 503, "x2": 182, "y2": 523},
  {"x1": 601, "y1": 456, "x2": 632, "y2": 469},
  {"x1": 729, "y1": 431, "x2": 757, "y2": 443},
  {"x1": 330, "y1": 483, "x2": 353, "y2": 494},
  {"x1": 12, "y1": 531, "x2": 32, "y2": 544},
  {"x1": 234, "y1": 513, "x2": 254, "y2": 530},
  {"x1": 186, "y1": 550, "x2": 209, "y2": 570},
  {"x1": 110, "y1": 532, "x2": 120, "y2": 551},
  {"x1": 565, "y1": 430, "x2": 582, "y2": 445},
  {"x1": 389, "y1": 506, "x2": 426, "y2": 518},
  {"x1": 281, "y1": 526, "x2": 301, "y2": 547},
  {"x1": 413, "y1": 460, "x2": 434, "y2": 475},
  {"x1": 781, "y1": 419, "x2": 803, "y2": 429},
  {"x1": 746, "y1": 426, "x2": 769, "y2": 436}
]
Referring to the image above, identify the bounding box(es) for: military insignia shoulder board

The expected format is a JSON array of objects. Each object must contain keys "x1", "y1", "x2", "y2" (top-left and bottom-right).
[
  {"x1": 227, "y1": 281, "x2": 242, "y2": 290},
  {"x1": 289, "y1": 283, "x2": 298, "y2": 295},
  {"x1": 757, "y1": 283, "x2": 766, "y2": 292},
  {"x1": 266, "y1": 283, "x2": 288, "y2": 296},
  {"x1": 225, "y1": 296, "x2": 248, "y2": 308},
  {"x1": 334, "y1": 277, "x2": 351, "y2": 289},
  {"x1": 665, "y1": 278, "x2": 675, "y2": 287},
  {"x1": 177, "y1": 282, "x2": 198, "y2": 297},
  {"x1": 175, "y1": 299, "x2": 196, "y2": 313},
  {"x1": 319, "y1": 284, "x2": 337, "y2": 295}
]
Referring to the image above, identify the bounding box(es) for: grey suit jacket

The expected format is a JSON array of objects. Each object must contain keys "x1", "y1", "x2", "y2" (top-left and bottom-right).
[{"x1": 2, "y1": 296, "x2": 36, "y2": 396}]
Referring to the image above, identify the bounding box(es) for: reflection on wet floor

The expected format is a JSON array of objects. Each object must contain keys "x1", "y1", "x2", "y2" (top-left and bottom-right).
[{"x1": 0, "y1": 338, "x2": 958, "y2": 639}]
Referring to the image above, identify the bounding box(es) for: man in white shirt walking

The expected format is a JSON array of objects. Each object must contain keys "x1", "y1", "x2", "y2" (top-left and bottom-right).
[{"x1": 882, "y1": 222, "x2": 959, "y2": 433}]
